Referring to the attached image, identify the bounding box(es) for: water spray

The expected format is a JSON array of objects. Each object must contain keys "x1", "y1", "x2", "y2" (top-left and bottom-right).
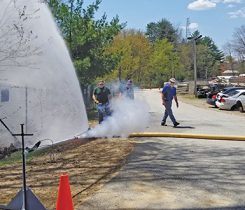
[
  {"x1": 0, "y1": 0, "x2": 89, "y2": 146},
  {"x1": 0, "y1": 118, "x2": 20, "y2": 147}
]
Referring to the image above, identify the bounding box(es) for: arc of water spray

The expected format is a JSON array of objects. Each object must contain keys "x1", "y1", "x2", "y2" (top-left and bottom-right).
[
  {"x1": 0, "y1": 118, "x2": 20, "y2": 145},
  {"x1": 0, "y1": 0, "x2": 89, "y2": 145}
]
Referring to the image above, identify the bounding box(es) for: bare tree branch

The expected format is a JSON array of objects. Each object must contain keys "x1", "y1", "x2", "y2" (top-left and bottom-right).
[
  {"x1": 0, "y1": 1, "x2": 42, "y2": 69},
  {"x1": 232, "y1": 25, "x2": 245, "y2": 59}
]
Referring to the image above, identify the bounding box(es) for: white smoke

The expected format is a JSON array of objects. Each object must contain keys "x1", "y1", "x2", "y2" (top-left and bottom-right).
[{"x1": 83, "y1": 88, "x2": 150, "y2": 138}]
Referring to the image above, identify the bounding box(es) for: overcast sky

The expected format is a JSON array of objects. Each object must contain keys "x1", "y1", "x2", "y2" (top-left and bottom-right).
[{"x1": 84, "y1": 0, "x2": 245, "y2": 50}]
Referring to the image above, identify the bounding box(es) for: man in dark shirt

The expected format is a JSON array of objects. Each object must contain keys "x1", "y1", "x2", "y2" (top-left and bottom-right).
[
  {"x1": 161, "y1": 78, "x2": 179, "y2": 127},
  {"x1": 92, "y1": 80, "x2": 111, "y2": 123}
]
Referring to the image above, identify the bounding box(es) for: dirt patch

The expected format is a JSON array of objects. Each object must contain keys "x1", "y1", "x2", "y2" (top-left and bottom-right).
[{"x1": 0, "y1": 137, "x2": 134, "y2": 209}]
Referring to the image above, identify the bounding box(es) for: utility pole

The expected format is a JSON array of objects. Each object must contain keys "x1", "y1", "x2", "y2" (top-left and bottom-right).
[
  {"x1": 186, "y1": 18, "x2": 191, "y2": 39},
  {"x1": 187, "y1": 34, "x2": 202, "y2": 97}
]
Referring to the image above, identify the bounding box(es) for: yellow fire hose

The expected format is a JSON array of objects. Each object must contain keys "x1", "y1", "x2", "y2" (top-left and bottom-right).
[{"x1": 129, "y1": 132, "x2": 245, "y2": 141}]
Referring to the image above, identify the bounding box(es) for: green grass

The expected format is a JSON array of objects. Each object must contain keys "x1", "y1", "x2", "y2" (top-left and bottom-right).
[
  {"x1": 0, "y1": 151, "x2": 22, "y2": 166},
  {"x1": 0, "y1": 146, "x2": 55, "y2": 167}
]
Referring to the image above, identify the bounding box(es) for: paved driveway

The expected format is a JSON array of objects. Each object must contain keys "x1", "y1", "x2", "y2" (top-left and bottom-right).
[
  {"x1": 79, "y1": 89, "x2": 245, "y2": 210},
  {"x1": 139, "y1": 89, "x2": 245, "y2": 136}
]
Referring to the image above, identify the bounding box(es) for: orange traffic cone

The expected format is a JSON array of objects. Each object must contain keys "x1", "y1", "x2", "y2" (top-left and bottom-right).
[{"x1": 56, "y1": 174, "x2": 74, "y2": 210}]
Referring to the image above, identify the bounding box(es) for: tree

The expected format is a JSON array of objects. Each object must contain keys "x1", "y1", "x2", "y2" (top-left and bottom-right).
[
  {"x1": 231, "y1": 25, "x2": 245, "y2": 60},
  {"x1": 201, "y1": 36, "x2": 224, "y2": 62},
  {"x1": 176, "y1": 43, "x2": 193, "y2": 80},
  {"x1": 104, "y1": 30, "x2": 152, "y2": 85},
  {"x1": 48, "y1": 0, "x2": 125, "y2": 86},
  {"x1": 199, "y1": 36, "x2": 224, "y2": 79},
  {"x1": 145, "y1": 19, "x2": 179, "y2": 44},
  {"x1": 187, "y1": 30, "x2": 223, "y2": 79},
  {"x1": 147, "y1": 38, "x2": 181, "y2": 86}
]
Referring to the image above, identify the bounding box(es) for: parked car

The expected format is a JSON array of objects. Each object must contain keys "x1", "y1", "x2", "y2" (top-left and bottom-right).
[
  {"x1": 197, "y1": 85, "x2": 210, "y2": 98},
  {"x1": 216, "y1": 86, "x2": 245, "y2": 102},
  {"x1": 215, "y1": 89, "x2": 245, "y2": 111},
  {"x1": 207, "y1": 93, "x2": 218, "y2": 107},
  {"x1": 206, "y1": 84, "x2": 229, "y2": 107},
  {"x1": 236, "y1": 92, "x2": 245, "y2": 112},
  {"x1": 207, "y1": 86, "x2": 245, "y2": 107}
]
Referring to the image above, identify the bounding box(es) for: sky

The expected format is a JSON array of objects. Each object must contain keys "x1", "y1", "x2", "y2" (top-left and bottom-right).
[{"x1": 84, "y1": 0, "x2": 245, "y2": 50}]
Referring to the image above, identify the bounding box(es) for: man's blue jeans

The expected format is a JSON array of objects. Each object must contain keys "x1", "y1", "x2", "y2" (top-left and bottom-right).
[
  {"x1": 162, "y1": 101, "x2": 177, "y2": 124},
  {"x1": 97, "y1": 102, "x2": 111, "y2": 124}
]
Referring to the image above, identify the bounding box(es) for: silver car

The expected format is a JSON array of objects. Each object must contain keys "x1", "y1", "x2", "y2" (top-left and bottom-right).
[
  {"x1": 215, "y1": 89, "x2": 245, "y2": 111},
  {"x1": 237, "y1": 92, "x2": 245, "y2": 112}
]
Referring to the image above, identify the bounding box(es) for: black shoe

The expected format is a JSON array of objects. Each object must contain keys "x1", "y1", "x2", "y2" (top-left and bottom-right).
[
  {"x1": 161, "y1": 121, "x2": 166, "y2": 126},
  {"x1": 173, "y1": 122, "x2": 180, "y2": 127}
]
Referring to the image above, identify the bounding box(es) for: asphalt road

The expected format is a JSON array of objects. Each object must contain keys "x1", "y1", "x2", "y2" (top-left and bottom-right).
[
  {"x1": 79, "y1": 89, "x2": 245, "y2": 210},
  {"x1": 139, "y1": 89, "x2": 245, "y2": 136}
]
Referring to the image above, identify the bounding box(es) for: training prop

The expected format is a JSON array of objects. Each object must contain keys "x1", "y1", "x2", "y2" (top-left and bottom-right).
[
  {"x1": 1, "y1": 187, "x2": 46, "y2": 210},
  {"x1": 0, "y1": 124, "x2": 46, "y2": 210},
  {"x1": 56, "y1": 174, "x2": 74, "y2": 210}
]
